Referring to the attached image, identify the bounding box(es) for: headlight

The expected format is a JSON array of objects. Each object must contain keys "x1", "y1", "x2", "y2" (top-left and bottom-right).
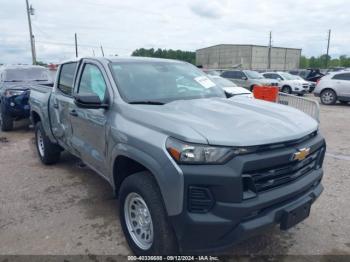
[
  {"x1": 166, "y1": 137, "x2": 256, "y2": 164},
  {"x1": 5, "y1": 89, "x2": 26, "y2": 97}
]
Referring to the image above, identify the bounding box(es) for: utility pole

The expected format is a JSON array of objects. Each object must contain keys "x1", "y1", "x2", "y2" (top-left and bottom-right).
[
  {"x1": 74, "y1": 33, "x2": 78, "y2": 58},
  {"x1": 26, "y1": 0, "x2": 36, "y2": 65},
  {"x1": 100, "y1": 45, "x2": 105, "y2": 57},
  {"x1": 268, "y1": 31, "x2": 272, "y2": 70},
  {"x1": 325, "y1": 29, "x2": 331, "y2": 68}
]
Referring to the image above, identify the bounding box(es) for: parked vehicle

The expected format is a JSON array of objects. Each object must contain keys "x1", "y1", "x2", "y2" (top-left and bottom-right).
[
  {"x1": 289, "y1": 69, "x2": 325, "y2": 83},
  {"x1": 262, "y1": 72, "x2": 309, "y2": 95},
  {"x1": 221, "y1": 70, "x2": 279, "y2": 91},
  {"x1": 209, "y1": 75, "x2": 253, "y2": 98},
  {"x1": 314, "y1": 71, "x2": 350, "y2": 105},
  {"x1": 0, "y1": 65, "x2": 52, "y2": 131},
  {"x1": 30, "y1": 57, "x2": 325, "y2": 255},
  {"x1": 202, "y1": 69, "x2": 223, "y2": 76}
]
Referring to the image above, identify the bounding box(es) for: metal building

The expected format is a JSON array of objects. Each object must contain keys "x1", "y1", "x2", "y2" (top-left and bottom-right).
[{"x1": 196, "y1": 44, "x2": 302, "y2": 70}]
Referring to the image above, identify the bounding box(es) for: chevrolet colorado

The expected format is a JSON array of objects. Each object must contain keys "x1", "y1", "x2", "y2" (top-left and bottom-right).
[{"x1": 29, "y1": 57, "x2": 326, "y2": 255}]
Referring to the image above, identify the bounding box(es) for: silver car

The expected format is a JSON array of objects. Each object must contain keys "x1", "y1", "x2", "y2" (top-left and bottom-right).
[
  {"x1": 221, "y1": 70, "x2": 279, "y2": 91},
  {"x1": 314, "y1": 71, "x2": 350, "y2": 105}
]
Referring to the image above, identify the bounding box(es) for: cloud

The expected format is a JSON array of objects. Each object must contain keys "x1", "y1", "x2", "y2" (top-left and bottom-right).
[
  {"x1": 189, "y1": 0, "x2": 229, "y2": 19},
  {"x1": 0, "y1": 0, "x2": 350, "y2": 64}
]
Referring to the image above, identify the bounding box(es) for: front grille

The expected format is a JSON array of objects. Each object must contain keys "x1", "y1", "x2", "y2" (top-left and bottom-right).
[
  {"x1": 243, "y1": 147, "x2": 324, "y2": 193},
  {"x1": 188, "y1": 186, "x2": 214, "y2": 213}
]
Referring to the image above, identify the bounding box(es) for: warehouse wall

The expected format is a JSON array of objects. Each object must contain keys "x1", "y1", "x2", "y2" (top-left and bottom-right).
[
  {"x1": 196, "y1": 45, "x2": 252, "y2": 69},
  {"x1": 196, "y1": 45, "x2": 301, "y2": 70}
]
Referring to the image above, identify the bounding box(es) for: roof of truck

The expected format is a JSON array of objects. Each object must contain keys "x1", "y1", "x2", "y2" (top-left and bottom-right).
[{"x1": 62, "y1": 56, "x2": 186, "y2": 65}]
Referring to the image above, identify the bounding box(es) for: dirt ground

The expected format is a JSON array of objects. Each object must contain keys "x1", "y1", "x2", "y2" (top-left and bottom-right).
[{"x1": 0, "y1": 96, "x2": 349, "y2": 257}]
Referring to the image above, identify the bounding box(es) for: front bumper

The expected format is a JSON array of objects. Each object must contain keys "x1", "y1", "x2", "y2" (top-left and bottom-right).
[
  {"x1": 169, "y1": 134, "x2": 326, "y2": 253},
  {"x1": 1, "y1": 92, "x2": 30, "y2": 119}
]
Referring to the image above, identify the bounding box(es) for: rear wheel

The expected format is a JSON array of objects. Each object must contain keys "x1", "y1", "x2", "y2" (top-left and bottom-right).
[
  {"x1": 281, "y1": 86, "x2": 292, "y2": 94},
  {"x1": 35, "y1": 122, "x2": 61, "y2": 165},
  {"x1": 320, "y1": 89, "x2": 337, "y2": 105},
  {"x1": 119, "y1": 172, "x2": 179, "y2": 255},
  {"x1": 0, "y1": 106, "x2": 14, "y2": 131}
]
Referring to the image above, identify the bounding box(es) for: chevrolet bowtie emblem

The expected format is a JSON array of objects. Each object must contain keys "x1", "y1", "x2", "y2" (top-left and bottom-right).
[{"x1": 292, "y1": 148, "x2": 310, "y2": 161}]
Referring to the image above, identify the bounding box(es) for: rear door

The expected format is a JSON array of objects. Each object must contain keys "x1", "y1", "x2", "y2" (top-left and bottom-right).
[
  {"x1": 332, "y1": 73, "x2": 350, "y2": 97},
  {"x1": 69, "y1": 61, "x2": 111, "y2": 175},
  {"x1": 49, "y1": 62, "x2": 77, "y2": 148}
]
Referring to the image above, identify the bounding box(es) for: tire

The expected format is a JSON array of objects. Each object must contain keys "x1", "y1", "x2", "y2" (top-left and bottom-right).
[
  {"x1": 281, "y1": 86, "x2": 292, "y2": 94},
  {"x1": 250, "y1": 85, "x2": 255, "y2": 92},
  {"x1": 0, "y1": 107, "x2": 14, "y2": 131},
  {"x1": 320, "y1": 89, "x2": 337, "y2": 105},
  {"x1": 35, "y1": 121, "x2": 61, "y2": 165},
  {"x1": 119, "y1": 172, "x2": 179, "y2": 255}
]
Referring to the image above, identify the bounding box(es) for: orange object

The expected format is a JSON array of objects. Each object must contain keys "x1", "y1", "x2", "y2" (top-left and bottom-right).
[{"x1": 253, "y1": 86, "x2": 279, "y2": 102}]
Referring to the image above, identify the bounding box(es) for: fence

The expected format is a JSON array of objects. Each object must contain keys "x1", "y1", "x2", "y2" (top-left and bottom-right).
[{"x1": 277, "y1": 92, "x2": 320, "y2": 122}]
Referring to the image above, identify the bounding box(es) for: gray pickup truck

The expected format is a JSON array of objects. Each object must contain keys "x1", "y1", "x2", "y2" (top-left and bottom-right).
[{"x1": 29, "y1": 57, "x2": 326, "y2": 255}]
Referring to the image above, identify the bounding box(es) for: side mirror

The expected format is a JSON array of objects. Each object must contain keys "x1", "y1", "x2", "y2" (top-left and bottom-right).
[
  {"x1": 242, "y1": 76, "x2": 248, "y2": 80},
  {"x1": 74, "y1": 93, "x2": 108, "y2": 109},
  {"x1": 277, "y1": 77, "x2": 283, "y2": 81}
]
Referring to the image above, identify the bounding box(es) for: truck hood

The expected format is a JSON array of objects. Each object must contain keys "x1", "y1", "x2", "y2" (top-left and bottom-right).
[
  {"x1": 123, "y1": 97, "x2": 318, "y2": 147},
  {"x1": 1, "y1": 80, "x2": 52, "y2": 90}
]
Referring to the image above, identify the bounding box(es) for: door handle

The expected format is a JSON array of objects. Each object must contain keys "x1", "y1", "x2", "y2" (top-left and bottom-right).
[{"x1": 70, "y1": 110, "x2": 78, "y2": 117}]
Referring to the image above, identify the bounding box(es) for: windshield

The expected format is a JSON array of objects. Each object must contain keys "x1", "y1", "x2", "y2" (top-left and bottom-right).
[
  {"x1": 280, "y1": 72, "x2": 296, "y2": 80},
  {"x1": 110, "y1": 61, "x2": 226, "y2": 103},
  {"x1": 4, "y1": 68, "x2": 50, "y2": 82},
  {"x1": 244, "y1": 70, "x2": 264, "y2": 79},
  {"x1": 210, "y1": 77, "x2": 237, "y2": 87}
]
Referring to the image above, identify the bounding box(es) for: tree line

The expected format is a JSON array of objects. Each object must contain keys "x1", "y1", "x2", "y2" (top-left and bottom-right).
[
  {"x1": 131, "y1": 48, "x2": 196, "y2": 64},
  {"x1": 300, "y1": 54, "x2": 350, "y2": 69}
]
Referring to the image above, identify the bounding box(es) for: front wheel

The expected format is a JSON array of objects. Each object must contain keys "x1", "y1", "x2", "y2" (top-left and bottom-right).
[
  {"x1": 320, "y1": 89, "x2": 337, "y2": 105},
  {"x1": 119, "y1": 172, "x2": 179, "y2": 255},
  {"x1": 281, "y1": 86, "x2": 292, "y2": 94},
  {"x1": 35, "y1": 122, "x2": 61, "y2": 165}
]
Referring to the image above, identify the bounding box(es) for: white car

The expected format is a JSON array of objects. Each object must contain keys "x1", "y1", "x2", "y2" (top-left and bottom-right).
[
  {"x1": 209, "y1": 75, "x2": 253, "y2": 98},
  {"x1": 314, "y1": 71, "x2": 350, "y2": 105},
  {"x1": 263, "y1": 72, "x2": 309, "y2": 95}
]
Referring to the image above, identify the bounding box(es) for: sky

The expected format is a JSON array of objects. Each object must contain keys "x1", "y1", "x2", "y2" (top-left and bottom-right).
[{"x1": 0, "y1": 0, "x2": 349, "y2": 64}]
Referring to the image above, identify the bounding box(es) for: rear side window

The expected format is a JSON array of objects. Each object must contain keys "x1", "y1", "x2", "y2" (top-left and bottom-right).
[
  {"x1": 332, "y1": 73, "x2": 350, "y2": 81},
  {"x1": 58, "y1": 62, "x2": 77, "y2": 95}
]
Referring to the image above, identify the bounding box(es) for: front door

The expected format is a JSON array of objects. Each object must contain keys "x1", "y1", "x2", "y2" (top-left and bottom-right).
[{"x1": 69, "y1": 63, "x2": 109, "y2": 175}]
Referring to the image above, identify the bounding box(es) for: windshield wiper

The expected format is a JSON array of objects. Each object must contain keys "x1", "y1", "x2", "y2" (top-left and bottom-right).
[
  {"x1": 129, "y1": 101, "x2": 165, "y2": 105},
  {"x1": 4, "y1": 80, "x2": 21, "y2": 82}
]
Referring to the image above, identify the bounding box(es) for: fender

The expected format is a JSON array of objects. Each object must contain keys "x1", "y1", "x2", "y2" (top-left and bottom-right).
[{"x1": 110, "y1": 142, "x2": 184, "y2": 216}]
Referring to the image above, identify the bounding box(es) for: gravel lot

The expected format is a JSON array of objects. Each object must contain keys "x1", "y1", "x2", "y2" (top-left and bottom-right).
[{"x1": 0, "y1": 96, "x2": 349, "y2": 257}]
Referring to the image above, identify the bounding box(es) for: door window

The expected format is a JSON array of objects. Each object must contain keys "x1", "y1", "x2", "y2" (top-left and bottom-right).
[
  {"x1": 78, "y1": 64, "x2": 107, "y2": 101},
  {"x1": 58, "y1": 62, "x2": 77, "y2": 96},
  {"x1": 333, "y1": 73, "x2": 350, "y2": 81}
]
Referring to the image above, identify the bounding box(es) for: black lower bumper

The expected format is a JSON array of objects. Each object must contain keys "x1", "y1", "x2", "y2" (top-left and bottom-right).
[
  {"x1": 169, "y1": 134, "x2": 326, "y2": 253},
  {"x1": 170, "y1": 169, "x2": 323, "y2": 253}
]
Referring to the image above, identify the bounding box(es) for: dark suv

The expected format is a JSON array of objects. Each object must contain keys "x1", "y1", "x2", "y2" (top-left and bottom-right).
[{"x1": 0, "y1": 65, "x2": 52, "y2": 131}]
